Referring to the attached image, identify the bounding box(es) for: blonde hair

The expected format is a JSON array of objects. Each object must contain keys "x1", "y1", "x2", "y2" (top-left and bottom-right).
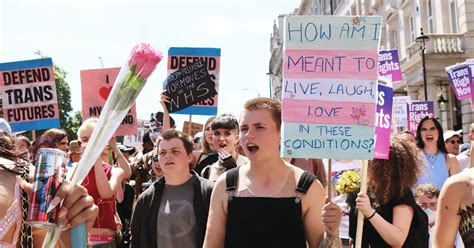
[{"x1": 77, "y1": 117, "x2": 98, "y2": 142}]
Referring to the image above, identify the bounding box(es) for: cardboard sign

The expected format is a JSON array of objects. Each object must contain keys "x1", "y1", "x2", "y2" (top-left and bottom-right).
[
  {"x1": 374, "y1": 78, "x2": 393, "y2": 159},
  {"x1": 166, "y1": 47, "x2": 221, "y2": 116},
  {"x1": 406, "y1": 101, "x2": 434, "y2": 133},
  {"x1": 446, "y1": 63, "x2": 471, "y2": 100},
  {"x1": 378, "y1": 49, "x2": 403, "y2": 82},
  {"x1": 281, "y1": 15, "x2": 382, "y2": 160},
  {"x1": 0, "y1": 58, "x2": 60, "y2": 132},
  {"x1": 393, "y1": 96, "x2": 411, "y2": 129},
  {"x1": 80, "y1": 67, "x2": 138, "y2": 136},
  {"x1": 163, "y1": 58, "x2": 217, "y2": 113},
  {"x1": 123, "y1": 119, "x2": 148, "y2": 148},
  {"x1": 182, "y1": 121, "x2": 204, "y2": 137}
]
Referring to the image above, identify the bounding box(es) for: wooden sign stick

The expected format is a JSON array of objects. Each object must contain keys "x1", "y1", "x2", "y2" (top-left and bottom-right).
[
  {"x1": 327, "y1": 159, "x2": 332, "y2": 199},
  {"x1": 355, "y1": 159, "x2": 369, "y2": 248}
]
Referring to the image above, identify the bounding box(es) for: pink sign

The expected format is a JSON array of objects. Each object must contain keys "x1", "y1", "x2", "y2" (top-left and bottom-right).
[{"x1": 80, "y1": 68, "x2": 138, "y2": 136}]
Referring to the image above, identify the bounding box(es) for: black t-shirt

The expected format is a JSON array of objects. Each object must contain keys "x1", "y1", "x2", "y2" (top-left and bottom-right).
[{"x1": 349, "y1": 190, "x2": 428, "y2": 248}]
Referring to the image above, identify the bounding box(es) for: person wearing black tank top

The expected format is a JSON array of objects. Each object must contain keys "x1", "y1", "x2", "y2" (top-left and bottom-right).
[{"x1": 203, "y1": 98, "x2": 343, "y2": 248}]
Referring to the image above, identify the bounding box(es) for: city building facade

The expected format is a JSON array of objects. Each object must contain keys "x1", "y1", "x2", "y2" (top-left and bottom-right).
[{"x1": 269, "y1": 0, "x2": 474, "y2": 141}]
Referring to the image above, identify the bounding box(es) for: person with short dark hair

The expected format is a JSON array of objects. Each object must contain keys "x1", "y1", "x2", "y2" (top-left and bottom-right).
[
  {"x1": 131, "y1": 129, "x2": 213, "y2": 248},
  {"x1": 201, "y1": 114, "x2": 248, "y2": 181},
  {"x1": 204, "y1": 98, "x2": 342, "y2": 247},
  {"x1": 42, "y1": 128, "x2": 69, "y2": 152}
]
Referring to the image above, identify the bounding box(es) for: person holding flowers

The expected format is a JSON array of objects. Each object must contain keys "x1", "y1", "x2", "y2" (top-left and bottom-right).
[{"x1": 349, "y1": 136, "x2": 429, "y2": 247}]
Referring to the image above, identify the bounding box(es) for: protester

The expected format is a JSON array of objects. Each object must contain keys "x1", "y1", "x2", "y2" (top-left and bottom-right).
[
  {"x1": 0, "y1": 121, "x2": 98, "y2": 248},
  {"x1": 16, "y1": 136, "x2": 31, "y2": 160},
  {"x1": 415, "y1": 183, "x2": 439, "y2": 229},
  {"x1": 68, "y1": 140, "x2": 82, "y2": 163},
  {"x1": 118, "y1": 145, "x2": 135, "y2": 163},
  {"x1": 433, "y1": 142, "x2": 473, "y2": 247},
  {"x1": 193, "y1": 132, "x2": 203, "y2": 151},
  {"x1": 350, "y1": 136, "x2": 429, "y2": 247},
  {"x1": 203, "y1": 98, "x2": 342, "y2": 247},
  {"x1": 400, "y1": 130, "x2": 416, "y2": 144},
  {"x1": 131, "y1": 129, "x2": 214, "y2": 248},
  {"x1": 160, "y1": 93, "x2": 218, "y2": 175},
  {"x1": 444, "y1": 129, "x2": 462, "y2": 155},
  {"x1": 131, "y1": 132, "x2": 155, "y2": 198},
  {"x1": 457, "y1": 123, "x2": 474, "y2": 171},
  {"x1": 75, "y1": 118, "x2": 125, "y2": 247},
  {"x1": 201, "y1": 114, "x2": 248, "y2": 181},
  {"x1": 42, "y1": 128, "x2": 69, "y2": 152},
  {"x1": 416, "y1": 116, "x2": 459, "y2": 190}
]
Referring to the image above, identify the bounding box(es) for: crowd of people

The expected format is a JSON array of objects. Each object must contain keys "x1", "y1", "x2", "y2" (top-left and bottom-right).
[{"x1": 0, "y1": 97, "x2": 473, "y2": 247}]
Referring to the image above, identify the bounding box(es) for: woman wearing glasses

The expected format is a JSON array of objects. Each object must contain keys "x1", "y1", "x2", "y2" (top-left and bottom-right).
[{"x1": 415, "y1": 116, "x2": 459, "y2": 190}]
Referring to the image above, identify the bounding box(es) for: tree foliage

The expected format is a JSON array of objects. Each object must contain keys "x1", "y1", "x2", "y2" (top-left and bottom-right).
[{"x1": 20, "y1": 51, "x2": 82, "y2": 141}]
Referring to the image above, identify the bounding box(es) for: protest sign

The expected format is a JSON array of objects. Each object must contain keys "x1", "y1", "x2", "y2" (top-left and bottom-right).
[
  {"x1": 446, "y1": 63, "x2": 471, "y2": 100},
  {"x1": 374, "y1": 78, "x2": 393, "y2": 159},
  {"x1": 182, "y1": 121, "x2": 204, "y2": 136},
  {"x1": 80, "y1": 67, "x2": 137, "y2": 136},
  {"x1": 0, "y1": 58, "x2": 60, "y2": 132},
  {"x1": 123, "y1": 119, "x2": 147, "y2": 148},
  {"x1": 467, "y1": 59, "x2": 474, "y2": 111},
  {"x1": 163, "y1": 58, "x2": 218, "y2": 113},
  {"x1": 166, "y1": 47, "x2": 220, "y2": 115},
  {"x1": 378, "y1": 49, "x2": 402, "y2": 82},
  {"x1": 406, "y1": 101, "x2": 434, "y2": 133},
  {"x1": 393, "y1": 96, "x2": 411, "y2": 129},
  {"x1": 281, "y1": 15, "x2": 382, "y2": 160}
]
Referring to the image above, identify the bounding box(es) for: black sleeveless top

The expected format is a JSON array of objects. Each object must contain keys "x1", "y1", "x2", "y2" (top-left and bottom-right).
[{"x1": 223, "y1": 167, "x2": 317, "y2": 248}]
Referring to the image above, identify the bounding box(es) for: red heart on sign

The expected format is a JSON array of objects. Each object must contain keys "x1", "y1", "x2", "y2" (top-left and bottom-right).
[{"x1": 99, "y1": 86, "x2": 112, "y2": 100}]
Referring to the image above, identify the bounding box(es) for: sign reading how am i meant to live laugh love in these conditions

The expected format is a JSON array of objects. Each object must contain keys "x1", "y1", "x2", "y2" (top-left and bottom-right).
[{"x1": 281, "y1": 15, "x2": 382, "y2": 160}]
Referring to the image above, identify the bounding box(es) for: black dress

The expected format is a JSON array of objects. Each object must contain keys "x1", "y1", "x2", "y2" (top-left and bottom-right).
[
  {"x1": 223, "y1": 167, "x2": 317, "y2": 248},
  {"x1": 349, "y1": 190, "x2": 428, "y2": 248}
]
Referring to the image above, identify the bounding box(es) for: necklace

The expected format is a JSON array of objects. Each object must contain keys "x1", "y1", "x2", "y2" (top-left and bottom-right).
[{"x1": 424, "y1": 152, "x2": 439, "y2": 169}]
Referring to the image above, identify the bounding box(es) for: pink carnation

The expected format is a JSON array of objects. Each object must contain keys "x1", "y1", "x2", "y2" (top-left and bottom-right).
[{"x1": 128, "y1": 43, "x2": 163, "y2": 79}]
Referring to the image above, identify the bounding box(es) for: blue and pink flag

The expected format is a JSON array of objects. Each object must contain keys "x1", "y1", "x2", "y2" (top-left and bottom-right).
[
  {"x1": 281, "y1": 16, "x2": 382, "y2": 159},
  {"x1": 406, "y1": 101, "x2": 434, "y2": 133},
  {"x1": 446, "y1": 63, "x2": 471, "y2": 100},
  {"x1": 0, "y1": 58, "x2": 60, "y2": 132},
  {"x1": 374, "y1": 78, "x2": 393, "y2": 160},
  {"x1": 378, "y1": 49, "x2": 403, "y2": 82}
]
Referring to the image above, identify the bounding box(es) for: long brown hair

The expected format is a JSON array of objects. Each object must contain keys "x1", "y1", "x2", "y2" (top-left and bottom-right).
[{"x1": 368, "y1": 136, "x2": 422, "y2": 204}]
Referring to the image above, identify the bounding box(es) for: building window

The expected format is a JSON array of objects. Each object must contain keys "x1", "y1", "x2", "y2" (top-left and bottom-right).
[
  {"x1": 409, "y1": 15, "x2": 415, "y2": 43},
  {"x1": 449, "y1": 0, "x2": 458, "y2": 33},
  {"x1": 427, "y1": 0, "x2": 434, "y2": 33},
  {"x1": 390, "y1": 30, "x2": 399, "y2": 49}
]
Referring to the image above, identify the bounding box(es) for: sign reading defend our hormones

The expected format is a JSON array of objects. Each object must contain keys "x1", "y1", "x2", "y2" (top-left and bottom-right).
[
  {"x1": 281, "y1": 15, "x2": 382, "y2": 160},
  {"x1": 0, "y1": 58, "x2": 60, "y2": 132}
]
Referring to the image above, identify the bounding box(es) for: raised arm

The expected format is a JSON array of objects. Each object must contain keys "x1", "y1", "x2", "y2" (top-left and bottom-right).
[
  {"x1": 160, "y1": 92, "x2": 172, "y2": 131},
  {"x1": 109, "y1": 138, "x2": 132, "y2": 179}
]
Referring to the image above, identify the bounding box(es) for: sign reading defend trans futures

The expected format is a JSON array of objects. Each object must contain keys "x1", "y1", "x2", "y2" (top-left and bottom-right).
[
  {"x1": 0, "y1": 58, "x2": 60, "y2": 132},
  {"x1": 281, "y1": 15, "x2": 382, "y2": 160}
]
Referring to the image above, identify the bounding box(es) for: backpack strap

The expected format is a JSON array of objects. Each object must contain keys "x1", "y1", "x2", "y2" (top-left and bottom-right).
[
  {"x1": 295, "y1": 171, "x2": 317, "y2": 194},
  {"x1": 225, "y1": 167, "x2": 240, "y2": 193}
]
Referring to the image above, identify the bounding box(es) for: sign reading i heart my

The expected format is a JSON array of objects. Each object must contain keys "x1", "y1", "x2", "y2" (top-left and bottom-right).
[{"x1": 80, "y1": 67, "x2": 138, "y2": 136}]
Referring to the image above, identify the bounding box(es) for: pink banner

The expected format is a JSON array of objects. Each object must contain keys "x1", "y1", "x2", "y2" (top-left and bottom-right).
[
  {"x1": 282, "y1": 99, "x2": 375, "y2": 127},
  {"x1": 80, "y1": 67, "x2": 138, "y2": 136}
]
